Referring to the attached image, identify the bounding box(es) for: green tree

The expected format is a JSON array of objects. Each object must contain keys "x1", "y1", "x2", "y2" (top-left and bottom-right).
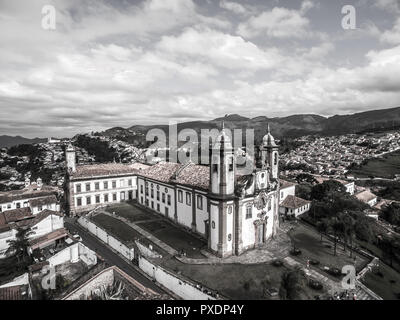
[
  {"x1": 316, "y1": 219, "x2": 328, "y2": 242},
  {"x1": 381, "y1": 203, "x2": 400, "y2": 227},
  {"x1": 279, "y1": 267, "x2": 305, "y2": 300}
]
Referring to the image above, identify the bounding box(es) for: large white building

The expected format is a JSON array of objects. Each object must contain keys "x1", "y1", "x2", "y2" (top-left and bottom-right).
[{"x1": 65, "y1": 127, "x2": 282, "y2": 258}]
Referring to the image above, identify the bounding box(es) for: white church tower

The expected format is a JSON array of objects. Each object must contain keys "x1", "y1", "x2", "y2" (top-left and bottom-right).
[
  {"x1": 260, "y1": 124, "x2": 279, "y2": 179},
  {"x1": 208, "y1": 123, "x2": 236, "y2": 257},
  {"x1": 66, "y1": 144, "x2": 76, "y2": 173}
]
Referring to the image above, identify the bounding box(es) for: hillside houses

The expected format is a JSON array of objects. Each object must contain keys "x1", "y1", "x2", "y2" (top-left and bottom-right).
[{"x1": 281, "y1": 131, "x2": 400, "y2": 176}]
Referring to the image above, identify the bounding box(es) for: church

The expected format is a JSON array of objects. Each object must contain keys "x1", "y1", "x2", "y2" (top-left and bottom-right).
[{"x1": 65, "y1": 126, "x2": 283, "y2": 258}]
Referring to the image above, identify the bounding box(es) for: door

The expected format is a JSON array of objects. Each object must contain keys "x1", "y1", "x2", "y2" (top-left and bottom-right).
[{"x1": 258, "y1": 224, "x2": 264, "y2": 245}]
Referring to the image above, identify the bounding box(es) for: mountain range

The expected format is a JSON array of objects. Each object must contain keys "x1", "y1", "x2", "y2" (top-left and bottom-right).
[
  {"x1": 102, "y1": 106, "x2": 400, "y2": 144},
  {"x1": 0, "y1": 135, "x2": 47, "y2": 149}
]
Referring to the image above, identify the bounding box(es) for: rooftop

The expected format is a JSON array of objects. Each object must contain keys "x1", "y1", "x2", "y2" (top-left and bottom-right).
[
  {"x1": 280, "y1": 195, "x2": 310, "y2": 209},
  {"x1": 140, "y1": 161, "x2": 210, "y2": 190},
  {"x1": 279, "y1": 179, "x2": 296, "y2": 190},
  {"x1": 0, "y1": 185, "x2": 59, "y2": 204},
  {"x1": 0, "y1": 207, "x2": 32, "y2": 225},
  {"x1": 355, "y1": 190, "x2": 377, "y2": 203},
  {"x1": 0, "y1": 285, "x2": 29, "y2": 300},
  {"x1": 71, "y1": 162, "x2": 149, "y2": 179},
  {"x1": 28, "y1": 195, "x2": 58, "y2": 208}
]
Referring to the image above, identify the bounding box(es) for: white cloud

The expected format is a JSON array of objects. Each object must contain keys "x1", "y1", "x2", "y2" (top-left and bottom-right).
[
  {"x1": 381, "y1": 18, "x2": 400, "y2": 44},
  {"x1": 237, "y1": 6, "x2": 310, "y2": 39},
  {"x1": 219, "y1": 0, "x2": 248, "y2": 15}
]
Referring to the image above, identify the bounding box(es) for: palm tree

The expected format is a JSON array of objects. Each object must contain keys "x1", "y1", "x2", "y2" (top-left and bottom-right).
[
  {"x1": 327, "y1": 217, "x2": 342, "y2": 256},
  {"x1": 316, "y1": 219, "x2": 328, "y2": 242},
  {"x1": 5, "y1": 227, "x2": 35, "y2": 268}
]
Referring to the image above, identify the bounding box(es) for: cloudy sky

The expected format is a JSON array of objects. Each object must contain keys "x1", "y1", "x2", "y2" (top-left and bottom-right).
[{"x1": 1, "y1": 0, "x2": 400, "y2": 138}]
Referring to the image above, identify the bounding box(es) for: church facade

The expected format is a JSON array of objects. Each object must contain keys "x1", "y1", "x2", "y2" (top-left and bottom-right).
[{"x1": 65, "y1": 127, "x2": 281, "y2": 258}]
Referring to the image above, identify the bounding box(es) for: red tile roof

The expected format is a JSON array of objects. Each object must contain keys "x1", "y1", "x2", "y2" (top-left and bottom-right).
[
  {"x1": 280, "y1": 195, "x2": 310, "y2": 209},
  {"x1": 140, "y1": 162, "x2": 209, "y2": 190},
  {"x1": 1, "y1": 207, "x2": 32, "y2": 224},
  {"x1": 71, "y1": 162, "x2": 149, "y2": 179},
  {"x1": 28, "y1": 195, "x2": 57, "y2": 208},
  {"x1": 0, "y1": 285, "x2": 29, "y2": 300},
  {"x1": 0, "y1": 186, "x2": 59, "y2": 204}
]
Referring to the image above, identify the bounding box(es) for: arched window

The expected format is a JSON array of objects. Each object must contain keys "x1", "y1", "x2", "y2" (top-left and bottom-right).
[{"x1": 274, "y1": 153, "x2": 278, "y2": 165}]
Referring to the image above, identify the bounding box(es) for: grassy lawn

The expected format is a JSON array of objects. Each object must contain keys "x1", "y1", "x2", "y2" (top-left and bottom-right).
[
  {"x1": 104, "y1": 202, "x2": 207, "y2": 259},
  {"x1": 289, "y1": 224, "x2": 369, "y2": 274},
  {"x1": 349, "y1": 150, "x2": 400, "y2": 179},
  {"x1": 362, "y1": 261, "x2": 400, "y2": 300},
  {"x1": 105, "y1": 202, "x2": 153, "y2": 223},
  {"x1": 139, "y1": 219, "x2": 207, "y2": 259},
  {"x1": 91, "y1": 213, "x2": 142, "y2": 244},
  {"x1": 162, "y1": 259, "x2": 324, "y2": 300}
]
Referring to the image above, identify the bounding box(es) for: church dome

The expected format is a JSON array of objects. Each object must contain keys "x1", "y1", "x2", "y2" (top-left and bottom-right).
[{"x1": 262, "y1": 124, "x2": 277, "y2": 147}]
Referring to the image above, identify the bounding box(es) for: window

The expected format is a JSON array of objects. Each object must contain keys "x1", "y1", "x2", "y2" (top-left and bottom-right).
[
  {"x1": 141, "y1": 197, "x2": 144, "y2": 204},
  {"x1": 167, "y1": 195, "x2": 171, "y2": 206},
  {"x1": 140, "y1": 185, "x2": 143, "y2": 193},
  {"x1": 39, "y1": 206, "x2": 43, "y2": 211},
  {"x1": 151, "y1": 189, "x2": 154, "y2": 198},
  {"x1": 0, "y1": 207, "x2": 2, "y2": 213},
  {"x1": 229, "y1": 157, "x2": 234, "y2": 171},
  {"x1": 157, "y1": 203, "x2": 160, "y2": 212},
  {"x1": 77, "y1": 198, "x2": 82, "y2": 206},
  {"x1": 104, "y1": 181, "x2": 108, "y2": 190},
  {"x1": 104, "y1": 194, "x2": 109, "y2": 203},
  {"x1": 120, "y1": 179, "x2": 125, "y2": 187},
  {"x1": 162, "y1": 193, "x2": 165, "y2": 203},
  {"x1": 165, "y1": 207, "x2": 169, "y2": 216},
  {"x1": 156, "y1": 191, "x2": 160, "y2": 201},
  {"x1": 178, "y1": 190, "x2": 183, "y2": 203},
  {"x1": 145, "y1": 186, "x2": 149, "y2": 196},
  {"x1": 120, "y1": 192, "x2": 125, "y2": 200},
  {"x1": 95, "y1": 182, "x2": 100, "y2": 191},
  {"x1": 112, "y1": 181, "x2": 117, "y2": 189},
  {"x1": 76, "y1": 184, "x2": 81, "y2": 193},
  {"x1": 86, "y1": 196, "x2": 91, "y2": 205},
  {"x1": 228, "y1": 234, "x2": 232, "y2": 241},
  {"x1": 165, "y1": 188, "x2": 168, "y2": 193},
  {"x1": 228, "y1": 205, "x2": 233, "y2": 214},
  {"x1": 16, "y1": 202, "x2": 21, "y2": 209},
  {"x1": 246, "y1": 205, "x2": 252, "y2": 219},
  {"x1": 96, "y1": 195, "x2": 100, "y2": 204},
  {"x1": 213, "y1": 164, "x2": 218, "y2": 172},
  {"x1": 197, "y1": 195, "x2": 203, "y2": 210},
  {"x1": 186, "y1": 192, "x2": 191, "y2": 206},
  {"x1": 280, "y1": 192, "x2": 283, "y2": 198},
  {"x1": 128, "y1": 179, "x2": 132, "y2": 186},
  {"x1": 274, "y1": 153, "x2": 278, "y2": 165},
  {"x1": 86, "y1": 183, "x2": 91, "y2": 192},
  {"x1": 212, "y1": 221, "x2": 215, "y2": 229},
  {"x1": 268, "y1": 200, "x2": 271, "y2": 211},
  {"x1": 151, "y1": 201, "x2": 154, "y2": 209},
  {"x1": 113, "y1": 193, "x2": 117, "y2": 201},
  {"x1": 7, "y1": 204, "x2": 11, "y2": 209}
]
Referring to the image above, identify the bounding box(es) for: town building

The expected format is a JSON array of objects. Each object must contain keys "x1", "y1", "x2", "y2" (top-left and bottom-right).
[
  {"x1": 279, "y1": 195, "x2": 311, "y2": 218},
  {"x1": 65, "y1": 126, "x2": 282, "y2": 258},
  {"x1": 0, "y1": 179, "x2": 60, "y2": 213},
  {"x1": 65, "y1": 143, "x2": 149, "y2": 215},
  {"x1": 355, "y1": 189, "x2": 378, "y2": 207}
]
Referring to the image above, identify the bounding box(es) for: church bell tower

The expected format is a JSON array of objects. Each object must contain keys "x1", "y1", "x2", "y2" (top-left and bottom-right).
[
  {"x1": 208, "y1": 123, "x2": 236, "y2": 257},
  {"x1": 260, "y1": 124, "x2": 279, "y2": 180}
]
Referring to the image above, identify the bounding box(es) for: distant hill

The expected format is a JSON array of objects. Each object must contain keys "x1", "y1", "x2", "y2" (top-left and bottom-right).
[
  {"x1": 100, "y1": 106, "x2": 400, "y2": 142},
  {"x1": 0, "y1": 135, "x2": 47, "y2": 148}
]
